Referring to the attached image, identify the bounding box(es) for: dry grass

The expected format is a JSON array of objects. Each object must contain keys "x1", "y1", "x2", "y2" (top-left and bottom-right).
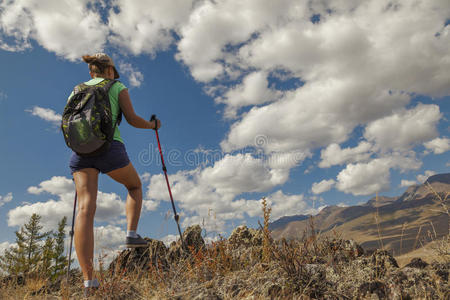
[
  {"x1": 1, "y1": 190, "x2": 448, "y2": 299},
  {"x1": 425, "y1": 183, "x2": 450, "y2": 264},
  {"x1": 374, "y1": 192, "x2": 385, "y2": 250}
]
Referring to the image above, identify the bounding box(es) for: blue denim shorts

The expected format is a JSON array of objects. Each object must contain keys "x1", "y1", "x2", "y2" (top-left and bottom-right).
[{"x1": 69, "y1": 140, "x2": 130, "y2": 174}]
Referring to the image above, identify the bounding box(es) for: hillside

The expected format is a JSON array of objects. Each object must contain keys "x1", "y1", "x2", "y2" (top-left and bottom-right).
[
  {"x1": 268, "y1": 214, "x2": 309, "y2": 231},
  {"x1": 271, "y1": 173, "x2": 450, "y2": 257},
  {"x1": 2, "y1": 224, "x2": 448, "y2": 299}
]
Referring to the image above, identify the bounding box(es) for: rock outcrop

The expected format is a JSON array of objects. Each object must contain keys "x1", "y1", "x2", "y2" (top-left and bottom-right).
[
  {"x1": 106, "y1": 224, "x2": 448, "y2": 299},
  {"x1": 109, "y1": 225, "x2": 205, "y2": 275}
]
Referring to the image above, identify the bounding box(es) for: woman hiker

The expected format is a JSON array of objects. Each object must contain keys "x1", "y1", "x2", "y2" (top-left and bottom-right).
[{"x1": 68, "y1": 53, "x2": 160, "y2": 294}]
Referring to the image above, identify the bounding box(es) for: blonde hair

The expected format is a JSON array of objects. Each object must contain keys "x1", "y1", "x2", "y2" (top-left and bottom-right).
[{"x1": 82, "y1": 54, "x2": 110, "y2": 77}]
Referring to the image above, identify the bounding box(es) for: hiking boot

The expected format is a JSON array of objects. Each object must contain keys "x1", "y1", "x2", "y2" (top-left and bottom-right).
[{"x1": 126, "y1": 234, "x2": 149, "y2": 248}]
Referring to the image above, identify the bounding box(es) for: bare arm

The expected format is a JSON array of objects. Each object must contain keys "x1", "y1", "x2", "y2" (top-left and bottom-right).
[{"x1": 118, "y1": 89, "x2": 161, "y2": 129}]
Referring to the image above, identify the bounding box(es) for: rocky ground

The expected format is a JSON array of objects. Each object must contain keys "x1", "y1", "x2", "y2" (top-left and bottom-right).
[
  {"x1": 0, "y1": 224, "x2": 447, "y2": 299},
  {"x1": 104, "y1": 225, "x2": 449, "y2": 299}
]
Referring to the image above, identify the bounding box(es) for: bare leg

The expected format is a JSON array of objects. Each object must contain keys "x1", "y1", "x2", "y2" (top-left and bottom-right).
[
  {"x1": 73, "y1": 168, "x2": 99, "y2": 281},
  {"x1": 107, "y1": 163, "x2": 142, "y2": 231}
]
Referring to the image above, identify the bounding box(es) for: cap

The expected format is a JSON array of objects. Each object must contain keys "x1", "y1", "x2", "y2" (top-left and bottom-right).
[{"x1": 92, "y1": 53, "x2": 120, "y2": 79}]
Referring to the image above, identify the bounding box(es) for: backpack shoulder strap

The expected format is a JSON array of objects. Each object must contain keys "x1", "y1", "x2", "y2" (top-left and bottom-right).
[
  {"x1": 65, "y1": 83, "x2": 88, "y2": 106},
  {"x1": 99, "y1": 79, "x2": 123, "y2": 126},
  {"x1": 98, "y1": 79, "x2": 117, "y2": 90},
  {"x1": 73, "y1": 83, "x2": 89, "y2": 94}
]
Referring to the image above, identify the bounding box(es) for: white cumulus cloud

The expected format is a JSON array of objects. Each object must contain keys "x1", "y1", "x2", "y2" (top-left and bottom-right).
[
  {"x1": 311, "y1": 179, "x2": 336, "y2": 195},
  {"x1": 245, "y1": 190, "x2": 321, "y2": 221},
  {"x1": 8, "y1": 199, "x2": 73, "y2": 231},
  {"x1": 27, "y1": 106, "x2": 61, "y2": 125},
  {"x1": 108, "y1": 0, "x2": 195, "y2": 56},
  {"x1": 319, "y1": 142, "x2": 373, "y2": 168},
  {"x1": 0, "y1": 192, "x2": 13, "y2": 208},
  {"x1": 27, "y1": 176, "x2": 73, "y2": 195},
  {"x1": 336, "y1": 159, "x2": 392, "y2": 196},
  {"x1": 400, "y1": 180, "x2": 417, "y2": 188},
  {"x1": 336, "y1": 154, "x2": 422, "y2": 196},
  {"x1": 178, "y1": 0, "x2": 449, "y2": 199},
  {"x1": 145, "y1": 151, "x2": 306, "y2": 232},
  {"x1": 199, "y1": 153, "x2": 289, "y2": 195},
  {"x1": 118, "y1": 62, "x2": 144, "y2": 87},
  {"x1": 217, "y1": 71, "x2": 283, "y2": 118},
  {"x1": 220, "y1": 81, "x2": 410, "y2": 154},
  {"x1": 424, "y1": 137, "x2": 450, "y2": 154},
  {"x1": 1, "y1": 0, "x2": 449, "y2": 216},
  {"x1": 265, "y1": 190, "x2": 313, "y2": 220},
  {"x1": 176, "y1": 0, "x2": 295, "y2": 82},
  {"x1": 8, "y1": 176, "x2": 125, "y2": 231},
  {"x1": 0, "y1": 0, "x2": 108, "y2": 60},
  {"x1": 416, "y1": 170, "x2": 437, "y2": 184},
  {"x1": 143, "y1": 199, "x2": 159, "y2": 212},
  {"x1": 94, "y1": 225, "x2": 126, "y2": 253},
  {"x1": 364, "y1": 104, "x2": 442, "y2": 151},
  {"x1": 85, "y1": 225, "x2": 128, "y2": 268}
]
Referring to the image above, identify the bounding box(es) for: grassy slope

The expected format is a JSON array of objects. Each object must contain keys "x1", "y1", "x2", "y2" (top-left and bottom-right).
[{"x1": 272, "y1": 182, "x2": 449, "y2": 259}]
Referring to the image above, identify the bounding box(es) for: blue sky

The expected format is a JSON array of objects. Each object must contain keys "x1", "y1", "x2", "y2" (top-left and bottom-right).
[{"x1": 0, "y1": 0, "x2": 449, "y2": 257}]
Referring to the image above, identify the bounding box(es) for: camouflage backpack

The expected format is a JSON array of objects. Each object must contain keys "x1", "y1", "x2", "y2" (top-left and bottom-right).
[{"x1": 61, "y1": 79, "x2": 122, "y2": 156}]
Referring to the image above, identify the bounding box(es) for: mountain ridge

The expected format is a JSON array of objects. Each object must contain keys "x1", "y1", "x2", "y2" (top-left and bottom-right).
[{"x1": 270, "y1": 173, "x2": 449, "y2": 256}]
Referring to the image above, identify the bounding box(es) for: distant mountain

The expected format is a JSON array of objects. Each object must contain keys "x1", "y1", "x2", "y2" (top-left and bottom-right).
[
  {"x1": 427, "y1": 173, "x2": 450, "y2": 184},
  {"x1": 268, "y1": 214, "x2": 309, "y2": 231},
  {"x1": 270, "y1": 173, "x2": 449, "y2": 256},
  {"x1": 397, "y1": 173, "x2": 450, "y2": 202},
  {"x1": 365, "y1": 195, "x2": 398, "y2": 207}
]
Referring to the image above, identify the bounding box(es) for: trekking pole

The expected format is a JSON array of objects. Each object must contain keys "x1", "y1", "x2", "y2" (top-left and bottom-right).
[
  {"x1": 66, "y1": 185, "x2": 77, "y2": 283},
  {"x1": 150, "y1": 114, "x2": 185, "y2": 248}
]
